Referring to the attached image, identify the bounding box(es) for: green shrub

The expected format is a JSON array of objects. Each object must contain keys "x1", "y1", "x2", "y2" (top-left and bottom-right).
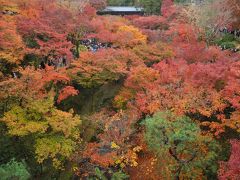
[{"x1": 0, "y1": 159, "x2": 31, "y2": 180}]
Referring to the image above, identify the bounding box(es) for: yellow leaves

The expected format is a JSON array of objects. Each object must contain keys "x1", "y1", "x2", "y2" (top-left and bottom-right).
[
  {"x1": 72, "y1": 166, "x2": 79, "y2": 172},
  {"x1": 9, "y1": 121, "x2": 48, "y2": 136},
  {"x1": 120, "y1": 163, "x2": 126, "y2": 168},
  {"x1": 118, "y1": 25, "x2": 147, "y2": 41},
  {"x1": 35, "y1": 136, "x2": 76, "y2": 169},
  {"x1": 0, "y1": 0, "x2": 19, "y2": 13},
  {"x1": 114, "y1": 146, "x2": 142, "y2": 168},
  {"x1": 115, "y1": 159, "x2": 122, "y2": 165},
  {"x1": 1, "y1": 97, "x2": 82, "y2": 169},
  {"x1": 2, "y1": 106, "x2": 48, "y2": 136},
  {"x1": 111, "y1": 142, "x2": 120, "y2": 149},
  {"x1": 133, "y1": 146, "x2": 142, "y2": 152},
  {"x1": 47, "y1": 109, "x2": 81, "y2": 138},
  {"x1": 0, "y1": 16, "x2": 25, "y2": 64},
  {"x1": 27, "y1": 96, "x2": 54, "y2": 114},
  {"x1": 115, "y1": 153, "x2": 138, "y2": 168},
  {"x1": 116, "y1": 25, "x2": 147, "y2": 47}
]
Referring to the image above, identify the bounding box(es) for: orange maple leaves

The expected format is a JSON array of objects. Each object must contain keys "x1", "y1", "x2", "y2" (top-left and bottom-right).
[{"x1": 57, "y1": 86, "x2": 79, "y2": 104}]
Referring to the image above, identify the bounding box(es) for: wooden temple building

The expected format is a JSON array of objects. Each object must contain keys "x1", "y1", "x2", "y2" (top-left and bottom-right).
[{"x1": 97, "y1": 6, "x2": 144, "y2": 16}]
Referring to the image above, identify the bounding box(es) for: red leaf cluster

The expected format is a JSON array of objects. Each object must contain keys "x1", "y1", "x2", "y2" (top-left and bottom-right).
[
  {"x1": 218, "y1": 140, "x2": 240, "y2": 179},
  {"x1": 57, "y1": 86, "x2": 79, "y2": 104}
]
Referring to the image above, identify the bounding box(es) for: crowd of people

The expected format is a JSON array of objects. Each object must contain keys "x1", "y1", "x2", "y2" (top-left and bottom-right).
[
  {"x1": 219, "y1": 27, "x2": 240, "y2": 37},
  {"x1": 80, "y1": 38, "x2": 112, "y2": 52},
  {"x1": 38, "y1": 39, "x2": 111, "y2": 70},
  {"x1": 40, "y1": 55, "x2": 67, "y2": 69},
  {"x1": 219, "y1": 45, "x2": 240, "y2": 52},
  {"x1": 219, "y1": 27, "x2": 240, "y2": 52},
  {"x1": 2, "y1": 9, "x2": 18, "y2": 16}
]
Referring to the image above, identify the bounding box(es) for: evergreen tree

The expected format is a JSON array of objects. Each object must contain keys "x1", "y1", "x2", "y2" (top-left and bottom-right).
[
  {"x1": 107, "y1": 0, "x2": 134, "y2": 6},
  {"x1": 144, "y1": 111, "x2": 220, "y2": 179},
  {"x1": 139, "y1": 0, "x2": 162, "y2": 15}
]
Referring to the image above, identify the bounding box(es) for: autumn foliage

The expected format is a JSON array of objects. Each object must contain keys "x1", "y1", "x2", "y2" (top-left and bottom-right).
[
  {"x1": 0, "y1": 15, "x2": 25, "y2": 64},
  {"x1": 218, "y1": 140, "x2": 240, "y2": 179},
  {"x1": 57, "y1": 86, "x2": 79, "y2": 104},
  {"x1": 0, "y1": 0, "x2": 240, "y2": 179}
]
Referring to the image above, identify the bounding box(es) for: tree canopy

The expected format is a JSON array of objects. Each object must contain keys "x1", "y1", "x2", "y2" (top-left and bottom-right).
[{"x1": 0, "y1": 0, "x2": 239, "y2": 179}]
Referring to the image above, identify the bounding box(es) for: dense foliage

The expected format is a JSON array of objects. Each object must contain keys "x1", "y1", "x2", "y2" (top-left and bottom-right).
[
  {"x1": 0, "y1": 159, "x2": 30, "y2": 180},
  {"x1": 144, "y1": 112, "x2": 219, "y2": 179},
  {"x1": 0, "y1": 0, "x2": 239, "y2": 179}
]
